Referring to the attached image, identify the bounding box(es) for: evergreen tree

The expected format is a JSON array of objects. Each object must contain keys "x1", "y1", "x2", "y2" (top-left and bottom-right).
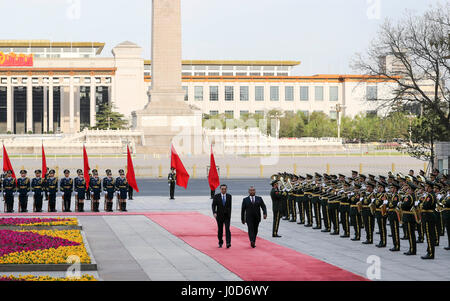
[{"x1": 94, "y1": 102, "x2": 128, "y2": 130}]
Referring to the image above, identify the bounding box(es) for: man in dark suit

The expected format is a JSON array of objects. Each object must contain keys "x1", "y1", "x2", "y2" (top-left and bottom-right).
[
  {"x1": 212, "y1": 184, "x2": 232, "y2": 248},
  {"x1": 241, "y1": 186, "x2": 267, "y2": 248}
]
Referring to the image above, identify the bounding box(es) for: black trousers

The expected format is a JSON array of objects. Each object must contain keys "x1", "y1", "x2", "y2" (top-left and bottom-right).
[
  {"x1": 34, "y1": 195, "x2": 43, "y2": 212},
  {"x1": 423, "y1": 213, "x2": 436, "y2": 257},
  {"x1": 350, "y1": 210, "x2": 362, "y2": 239},
  {"x1": 128, "y1": 187, "x2": 134, "y2": 200},
  {"x1": 287, "y1": 194, "x2": 296, "y2": 220},
  {"x1": 340, "y1": 205, "x2": 350, "y2": 235},
  {"x1": 303, "y1": 196, "x2": 313, "y2": 225},
  {"x1": 216, "y1": 216, "x2": 231, "y2": 245},
  {"x1": 48, "y1": 193, "x2": 56, "y2": 211},
  {"x1": 388, "y1": 212, "x2": 400, "y2": 249},
  {"x1": 210, "y1": 190, "x2": 215, "y2": 199},
  {"x1": 19, "y1": 195, "x2": 28, "y2": 212},
  {"x1": 434, "y1": 212, "x2": 441, "y2": 245},
  {"x1": 272, "y1": 208, "x2": 282, "y2": 235},
  {"x1": 246, "y1": 218, "x2": 260, "y2": 243},
  {"x1": 375, "y1": 213, "x2": 387, "y2": 246},
  {"x1": 63, "y1": 192, "x2": 72, "y2": 212},
  {"x1": 405, "y1": 219, "x2": 417, "y2": 254},
  {"x1": 312, "y1": 196, "x2": 321, "y2": 228},
  {"x1": 5, "y1": 195, "x2": 14, "y2": 212},
  {"x1": 296, "y1": 196, "x2": 304, "y2": 223},
  {"x1": 281, "y1": 195, "x2": 288, "y2": 217},
  {"x1": 362, "y1": 209, "x2": 375, "y2": 243},
  {"x1": 169, "y1": 183, "x2": 175, "y2": 199},
  {"x1": 321, "y1": 199, "x2": 330, "y2": 230},
  {"x1": 329, "y1": 203, "x2": 339, "y2": 233}
]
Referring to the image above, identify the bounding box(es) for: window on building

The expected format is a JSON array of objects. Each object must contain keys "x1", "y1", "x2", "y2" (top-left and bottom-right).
[
  {"x1": 194, "y1": 72, "x2": 206, "y2": 76},
  {"x1": 225, "y1": 110, "x2": 234, "y2": 118},
  {"x1": 255, "y1": 86, "x2": 264, "y2": 101},
  {"x1": 32, "y1": 78, "x2": 39, "y2": 84},
  {"x1": 222, "y1": 72, "x2": 234, "y2": 76},
  {"x1": 1, "y1": 78, "x2": 7, "y2": 84},
  {"x1": 263, "y1": 72, "x2": 275, "y2": 76},
  {"x1": 285, "y1": 86, "x2": 294, "y2": 101},
  {"x1": 84, "y1": 78, "x2": 91, "y2": 84},
  {"x1": 52, "y1": 78, "x2": 59, "y2": 85},
  {"x1": 329, "y1": 86, "x2": 338, "y2": 101},
  {"x1": 255, "y1": 110, "x2": 265, "y2": 117},
  {"x1": 366, "y1": 110, "x2": 378, "y2": 117},
  {"x1": 315, "y1": 86, "x2": 324, "y2": 101},
  {"x1": 240, "y1": 110, "x2": 249, "y2": 119},
  {"x1": 182, "y1": 86, "x2": 188, "y2": 101},
  {"x1": 95, "y1": 77, "x2": 101, "y2": 84},
  {"x1": 22, "y1": 78, "x2": 28, "y2": 84},
  {"x1": 194, "y1": 86, "x2": 203, "y2": 101},
  {"x1": 225, "y1": 86, "x2": 234, "y2": 101},
  {"x1": 208, "y1": 72, "x2": 220, "y2": 76},
  {"x1": 367, "y1": 86, "x2": 378, "y2": 101},
  {"x1": 209, "y1": 86, "x2": 219, "y2": 101},
  {"x1": 240, "y1": 86, "x2": 249, "y2": 101},
  {"x1": 210, "y1": 110, "x2": 219, "y2": 116},
  {"x1": 270, "y1": 86, "x2": 279, "y2": 101},
  {"x1": 300, "y1": 110, "x2": 309, "y2": 118},
  {"x1": 300, "y1": 87, "x2": 309, "y2": 101}
]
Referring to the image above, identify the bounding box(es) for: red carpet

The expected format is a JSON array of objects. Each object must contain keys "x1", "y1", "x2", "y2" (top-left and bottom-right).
[{"x1": 145, "y1": 212, "x2": 367, "y2": 281}]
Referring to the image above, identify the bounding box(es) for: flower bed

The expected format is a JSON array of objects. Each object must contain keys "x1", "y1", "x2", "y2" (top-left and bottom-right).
[
  {"x1": 0, "y1": 275, "x2": 97, "y2": 281},
  {"x1": 0, "y1": 230, "x2": 91, "y2": 265},
  {"x1": 0, "y1": 218, "x2": 78, "y2": 227}
]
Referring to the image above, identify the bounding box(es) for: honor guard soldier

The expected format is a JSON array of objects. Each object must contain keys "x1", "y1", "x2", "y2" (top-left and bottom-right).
[
  {"x1": 339, "y1": 180, "x2": 351, "y2": 238},
  {"x1": 89, "y1": 170, "x2": 102, "y2": 212},
  {"x1": 46, "y1": 170, "x2": 58, "y2": 212},
  {"x1": 17, "y1": 170, "x2": 31, "y2": 213},
  {"x1": 311, "y1": 173, "x2": 323, "y2": 229},
  {"x1": 103, "y1": 170, "x2": 115, "y2": 212},
  {"x1": 374, "y1": 181, "x2": 388, "y2": 248},
  {"x1": 168, "y1": 168, "x2": 176, "y2": 200},
  {"x1": 361, "y1": 181, "x2": 376, "y2": 244},
  {"x1": 3, "y1": 171, "x2": 16, "y2": 213},
  {"x1": 327, "y1": 180, "x2": 341, "y2": 235},
  {"x1": 319, "y1": 175, "x2": 332, "y2": 233},
  {"x1": 74, "y1": 169, "x2": 86, "y2": 212},
  {"x1": 116, "y1": 169, "x2": 129, "y2": 212},
  {"x1": 303, "y1": 174, "x2": 314, "y2": 227},
  {"x1": 350, "y1": 183, "x2": 363, "y2": 241},
  {"x1": 60, "y1": 170, "x2": 74, "y2": 212},
  {"x1": 401, "y1": 182, "x2": 417, "y2": 256},
  {"x1": 270, "y1": 180, "x2": 282, "y2": 238},
  {"x1": 31, "y1": 170, "x2": 45, "y2": 212},
  {"x1": 388, "y1": 181, "x2": 401, "y2": 251},
  {"x1": 420, "y1": 181, "x2": 437, "y2": 259},
  {"x1": 441, "y1": 186, "x2": 450, "y2": 250},
  {"x1": 295, "y1": 176, "x2": 306, "y2": 225}
]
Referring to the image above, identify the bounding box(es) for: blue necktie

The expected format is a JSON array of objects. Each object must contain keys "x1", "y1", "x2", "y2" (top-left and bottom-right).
[{"x1": 222, "y1": 195, "x2": 226, "y2": 206}]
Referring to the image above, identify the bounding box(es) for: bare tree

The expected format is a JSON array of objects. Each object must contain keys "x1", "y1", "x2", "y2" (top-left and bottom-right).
[{"x1": 351, "y1": 3, "x2": 450, "y2": 136}]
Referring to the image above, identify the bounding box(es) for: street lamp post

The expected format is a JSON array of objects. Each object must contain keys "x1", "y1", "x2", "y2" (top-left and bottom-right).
[{"x1": 333, "y1": 104, "x2": 345, "y2": 139}]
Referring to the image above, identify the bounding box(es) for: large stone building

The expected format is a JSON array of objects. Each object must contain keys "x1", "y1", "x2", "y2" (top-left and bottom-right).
[{"x1": 0, "y1": 40, "x2": 397, "y2": 134}]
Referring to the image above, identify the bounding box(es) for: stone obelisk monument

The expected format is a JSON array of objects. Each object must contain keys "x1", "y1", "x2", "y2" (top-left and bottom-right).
[{"x1": 133, "y1": 0, "x2": 202, "y2": 154}]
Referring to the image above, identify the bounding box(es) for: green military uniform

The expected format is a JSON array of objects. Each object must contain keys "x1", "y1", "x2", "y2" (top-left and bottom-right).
[
  {"x1": 387, "y1": 183, "x2": 401, "y2": 251},
  {"x1": 374, "y1": 182, "x2": 388, "y2": 248},
  {"x1": 361, "y1": 182, "x2": 375, "y2": 244},
  {"x1": 270, "y1": 181, "x2": 283, "y2": 237},
  {"x1": 402, "y1": 183, "x2": 417, "y2": 256},
  {"x1": 349, "y1": 183, "x2": 362, "y2": 241},
  {"x1": 420, "y1": 182, "x2": 437, "y2": 259}
]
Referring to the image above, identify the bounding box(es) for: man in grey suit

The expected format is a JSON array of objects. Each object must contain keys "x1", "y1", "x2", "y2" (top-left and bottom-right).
[{"x1": 241, "y1": 186, "x2": 267, "y2": 248}]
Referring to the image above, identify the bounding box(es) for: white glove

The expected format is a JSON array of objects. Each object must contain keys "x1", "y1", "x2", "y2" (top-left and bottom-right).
[
  {"x1": 14, "y1": 192, "x2": 18, "y2": 197},
  {"x1": 415, "y1": 201, "x2": 419, "y2": 206},
  {"x1": 31, "y1": 192, "x2": 35, "y2": 196},
  {"x1": 383, "y1": 200, "x2": 388, "y2": 205},
  {"x1": 360, "y1": 197, "x2": 364, "y2": 202},
  {"x1": 371, "y1": 198, "x2": 375, "y2": 203},
  {"x1": 74, "y1": 192, "x2": 78, "y2": 196}
]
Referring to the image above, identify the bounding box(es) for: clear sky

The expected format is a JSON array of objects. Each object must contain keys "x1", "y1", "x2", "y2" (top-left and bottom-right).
[{"x1": 0, "y1": 0, "x2": 443, "y2": 75}]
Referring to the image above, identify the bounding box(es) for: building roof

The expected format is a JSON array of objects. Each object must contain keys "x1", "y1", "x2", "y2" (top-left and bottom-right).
[
  {"x1": 144, "y1": 60, "x2": 301, "y2": 66},
  {"x1": 0, "y1": 40, "x2": 105, "y2": 55}
]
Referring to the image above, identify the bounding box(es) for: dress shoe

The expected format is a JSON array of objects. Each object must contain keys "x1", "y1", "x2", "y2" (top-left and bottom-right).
[
  {"x1": 330, "y1": 232, "x2": 339, "y2": 236},
  {"x1": 251, "y1": 242, "x2": 256, "y2": 248},
  {"x1": 297, "y1": 221, "x2": 305, "y2": 225},
  {"x1": 226, "y1": 244, "x2": 231, "y2": 249},
  {"x1": 376, "y1": 243, "x2": 386, "y2": 248},
  {"x1": 218, "y1": 244, "x2": 223, "y2": 248},
  {"x1": 444, "y1": 247, "x2": 450, "y2": 250},
  {"x1": 272, "y1": 234, "x2": 282, "y2": 238},
  {"x1": 362, "y1": 240, "x2": 373, "y2": 245},
  {"x1": 389, "y1": 248, "x2": 400, "y2": 252},
  {"x1": 282, "y1": 217, "x2": 289, "y2": 220},
  {"x1": 313, "y1": 226, "x2": 322, "y2": 230},
  {"x1": 435, "y1": 243, "x2": 440, "y2": 247},
  {"x1": 401, "y1": 237, "x2": 408, "y2": 240},
  {"x1": 304, "y1": 224, "x2": 312, "y2": 227},
  {"x1": 351, "y1": 237, "x2": 360, "y2": 241},
  {"x1": 376, "y1": 231, "x2": 380, "y2": 235},
  {"x1": 340, "y1": 234, "x2": 350, "y2": 238},
  {"x1": 289, "y1": 219, "x2": 296, "y2": 223},
  {"x1": 404, "y1": 251, "x2": 416, "y2": 256},
  {"x1": 321, "y1": 229, "x2": 331, "y2": 233},
  {"x1": 421, "y1": 254, "x2": 434, "y2": 260}
]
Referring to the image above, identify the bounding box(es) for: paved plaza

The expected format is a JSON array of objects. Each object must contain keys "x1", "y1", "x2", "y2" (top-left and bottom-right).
[{"x1": 7, "y1": 194, "x2": 448, "y2": 281}]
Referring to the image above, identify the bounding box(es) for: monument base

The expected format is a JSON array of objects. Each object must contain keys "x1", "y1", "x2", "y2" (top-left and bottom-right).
[{"x1": 132, "y1": 94, "x2": 204, "y2": 154}]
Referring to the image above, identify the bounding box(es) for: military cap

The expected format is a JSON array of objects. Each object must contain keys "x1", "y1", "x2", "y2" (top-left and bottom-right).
[
  {"x1": 434, "y1": 182, "x2": 443, "y2": 189},
  {"x1": 49, "y1": 169, "x2": 56, "y2": 174},
  {"x1": 359, "y1": 174, "x2": 367, "y2": 179},
  {"x1": 271, "y1": 180, "x2": 278, "y2": 186},
  {"x1": 338, "y1": 174, "x2": 346, "y2": 178},
  {"x1": 391, "y1": 182, "x2": 400, "y2": 190},
  {"x1": 379, "y1": 175, "x2": 386, "y2": 180},
  {"x1": 323, "y1": 173, "x2": 329, "y2": 177},
  {"x1": 377, "y1": 181, "x2": 386, "y2": 188},
  {"x1": 306, "y1": 174, "x2": 313, "y2": 179},
  {"x1": 367, "y1": 182, "x2": 375, "y2": 188},
  {"x1": 388, "y1": 174, "x2": 395, "y2": 179},
  {"x1": 315, "y1": 172, "x2": 322, "y2": 178},
  {"x1": 425, "y1": 180, "x2": 434, "y2": 188},
  {"x1": 35, "y1": 169, "x2": 42, "y2": 174},
  {"x1": 352, "y1": 170, "x2": 358, "y2": 175},
  {"x1": 298, "y1": 175, "x2": 305, "y2": 180},
  {"x1": 92, "y1": 169, "x2": 98, "y2": 173},
  {"x1": 20, "y1": 170, "x2": 27, "y2": 174},
  {"x1": 331, "y1": 179, "x2": 339, "y2": 185},
  {"x1": 354, "y1": 183, "x2": 361, "y2": 189},
  {"x1": 407, "y1": 182, "x2": 417, "y2": 190},
  {"x1": 331, "y1": 175, "x2": 338, "y2": 179},
  {"x1": 343, "y1": 181, "x2": 350, "y2": 186},
  {"x1": 368, "y1": 174, "x2": 375, "y2": 179},
  {"x1": 106, "y1": 169, "x2": 112, "y2": 174},
  {"x1": 64, "y1": 169, "x2": 70, "y2": 174},
  {"x1": 6, "y1": 170, "x2": 12, "y2": 175},
  {"x1": 119, "y1": 169, "x2": 125, "y2": 175},
  {"x1": 92, "y1": 169, "x2": 98, "y2": 175},
  {"x1": 77, "y1": 169, "x2": 83, "y2": 174}
]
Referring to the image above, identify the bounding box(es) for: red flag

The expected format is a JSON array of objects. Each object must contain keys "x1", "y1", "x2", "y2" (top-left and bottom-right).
[
  {"x1": 83, "y1": 145, "x2": 90, "y2": 189},
  {"x1": 42, "y1": 144, "x2": 47, "y2": 176},
  {"x1": 208, "y1": 145, "x2": 220, "y2": 191},
  {"x1": 126, "y1": 145, "x2": 139, "y2": 193},
  {"x1": 170, "y1": 145, "x2": 190, "y2": 189},
  {"x1": 3, "y1": 145, "x2": 16, "y2": 179}
]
